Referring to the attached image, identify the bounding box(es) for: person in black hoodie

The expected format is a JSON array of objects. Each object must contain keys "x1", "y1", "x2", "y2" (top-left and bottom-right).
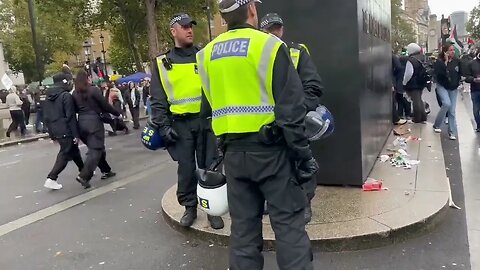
[
  {"x1": 43, "y1": 73, "x2": 84, "y2": 190},
  {"x1": 73, "y1": 70, "x2": 120, "y2": 189},
  {"x1": 433, "y1": 44, "x2": 461, "y2": 140},
  {"x1": 465, "y1": 47, "x2": 480, "y2": 132}
]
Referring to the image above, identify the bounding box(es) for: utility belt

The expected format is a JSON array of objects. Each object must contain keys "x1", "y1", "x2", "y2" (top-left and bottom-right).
[
  {"x1": 171, "y1": 112, "x2": 200, "y2": 120},
  {"x1": 224, "y1": 123, "x2": 285, "y2": 152}
]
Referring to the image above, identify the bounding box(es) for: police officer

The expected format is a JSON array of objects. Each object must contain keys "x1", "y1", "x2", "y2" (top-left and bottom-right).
[
  {"x1": 197, "y1": 0, "x2": 318, "y2": 269},
  {"x1": 260, "y1": 13, "x2": 324, "y2": 223},
  {"x1": 149, "y1": 13, "x2": 224, "y2": 230}
]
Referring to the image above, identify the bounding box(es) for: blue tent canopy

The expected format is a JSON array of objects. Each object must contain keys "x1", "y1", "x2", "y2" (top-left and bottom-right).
[{"x1": 115, "y1": 72, "x2": 151, "y2": 84}]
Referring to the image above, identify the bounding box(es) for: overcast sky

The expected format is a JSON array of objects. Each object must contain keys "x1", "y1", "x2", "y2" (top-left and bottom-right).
[{"x1": 429, "y1": 0, "x2": 478, "y2": 16}]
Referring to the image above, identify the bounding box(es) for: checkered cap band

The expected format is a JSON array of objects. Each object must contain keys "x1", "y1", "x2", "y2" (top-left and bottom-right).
[
  {"x1": 219, "y1": 0, "x2": 261, "y2": 13},
  {"x1": 212, "y1": 105, "x2": 275, "y2": 118},
  {"x1": 170, "y1": 14, "x2": 190, "y2": 27},
  {"x1": 260, "y1": 14, "x2": 283, "y2": 29}
]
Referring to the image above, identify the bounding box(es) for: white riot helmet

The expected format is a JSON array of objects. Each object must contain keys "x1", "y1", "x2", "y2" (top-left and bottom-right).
[{"x1": 196, "y1": 158, "x2": 229, "y2": 217}]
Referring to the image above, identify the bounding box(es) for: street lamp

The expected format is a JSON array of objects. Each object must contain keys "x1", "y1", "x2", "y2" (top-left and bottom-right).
[{"x1": 99, "y1": 33, "x2": 107, "y2": 77}]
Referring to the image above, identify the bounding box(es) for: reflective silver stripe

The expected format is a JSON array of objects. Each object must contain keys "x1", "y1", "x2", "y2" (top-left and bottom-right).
[
  {"x1": 212, "y1": 105, "x2": 275, "y2": 118},
  {"x1": 157, "y1": 55, "x2": 175, "y2": 102},
  {"x1": 170, "y1": 96, "x2": 202, "y2": 105},
  {"x1": 258, "y1": 36, "x2": 279, "y2": 105},
  {"x1": 197, "y1": 50, "x2": 210, "y2": 96}
]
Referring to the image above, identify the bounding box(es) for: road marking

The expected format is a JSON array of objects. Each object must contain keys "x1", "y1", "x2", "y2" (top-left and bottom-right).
[
  {"x1": 0, "y1": 160, "x2": 173, "y2": 237},
  {"x1": 0, "y1": 160, "x2": 20, "y2": 167}
]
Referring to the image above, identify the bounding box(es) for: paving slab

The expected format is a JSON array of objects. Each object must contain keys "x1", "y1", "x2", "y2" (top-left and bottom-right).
[{"x1": 162, "y1": 122, "x2": 450, "y2": 251}]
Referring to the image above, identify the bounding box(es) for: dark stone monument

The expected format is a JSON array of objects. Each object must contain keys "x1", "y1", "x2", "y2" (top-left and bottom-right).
[{"x1": 259, "y1": 0, "x2": 392, "y2": 185}]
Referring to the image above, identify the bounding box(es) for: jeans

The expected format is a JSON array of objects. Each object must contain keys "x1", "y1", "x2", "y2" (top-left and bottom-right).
[
  {"x1": 434, "y1": 85, "x2": 458, "y2": 136},
  {"x1": 472, "y1": 91, "x2": 480, "y2": 130},
  {"x1": 35, "y1": 110, "x2": 46, "y2": 132}
]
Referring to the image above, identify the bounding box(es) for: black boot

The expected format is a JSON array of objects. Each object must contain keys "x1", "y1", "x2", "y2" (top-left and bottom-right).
[
  {"x1": 101, "y1": 171, "x2": 116, "y2": 180},
  {"x1": 76, "y1": 176, "x2": 91, "y2": 189},
  {"x1": 207, "y1": 215, "x2": 224, "y2": 230},
  {"x1": 180, "y1": 207, "x2": 197, "y2": 227}
]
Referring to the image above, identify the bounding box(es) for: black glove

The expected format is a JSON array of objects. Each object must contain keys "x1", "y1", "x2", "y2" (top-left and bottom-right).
[
  {"x1": 296, "y1": 157, "x2": 319, "y2": 184},
  {"x1": 159, "y1": 126, "x2": 179, "y2": 145}
]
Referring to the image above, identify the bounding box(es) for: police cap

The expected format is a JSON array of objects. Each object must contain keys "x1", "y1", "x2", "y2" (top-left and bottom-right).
[
  {"x1": 218, "y1": 0, "x2": 262, "y2": 14},
  {"x1": 169, "y1": 13, "x2": 197, "y2": 28},
  {"x1": 260, "y1": 13, "x2": 283, "y2": 30}
]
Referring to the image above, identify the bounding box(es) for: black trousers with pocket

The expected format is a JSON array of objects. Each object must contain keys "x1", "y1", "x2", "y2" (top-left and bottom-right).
[
  {"x1": 168, "y1": 116, "x2": 217, "y2": 207},
  {"x1": 6, "y1": 110, "x2": 26, "y2": 136},
  {"x1": 224, "y1": 141, "x2": 313, "y2": 270}
]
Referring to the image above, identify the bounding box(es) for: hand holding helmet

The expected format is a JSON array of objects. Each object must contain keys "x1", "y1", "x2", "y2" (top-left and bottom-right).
[
  {"x1": 305, "y1": 105, "x2": 335, "y2": 141},
  {"x1": 141, "y1": 121, "x2": 165, "y2": 151},
  {"x1": 160, "y1": 125, "x2": 179, "y2": 145}
]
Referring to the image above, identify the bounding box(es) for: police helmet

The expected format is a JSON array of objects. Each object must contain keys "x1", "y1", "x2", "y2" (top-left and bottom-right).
[
  {"x1": 196, "y1": 167, "x2": 229, "y2": 217},
  {"x1": 305, "y1": 105, "x2": 335, "y2": 141},
  {"x1": 141, "y1": 125, "x2": 165, "y2": 150}
]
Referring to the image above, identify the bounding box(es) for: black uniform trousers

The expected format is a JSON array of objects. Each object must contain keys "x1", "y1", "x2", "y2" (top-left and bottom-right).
[
  {"x1": 395, "y1": 92, "x2": 412, "y2": 118},
  {"x1": 168, "y1": 116, "x2": 217, "y2": 207},
  {"x1": 224, "y1": 142, "x2": 313, "y2": 270},
  {"x1": 48, "y1": 137, "x2": 84, "y2": 180},
  {"x1": 78, "y1": 115, "x2": 112, "y2": 181}
]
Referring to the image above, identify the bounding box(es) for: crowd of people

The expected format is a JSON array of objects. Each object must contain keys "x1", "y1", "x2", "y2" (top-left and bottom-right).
[{"x1": 392, "y1": 41, "x2": 480, "y2": 141}]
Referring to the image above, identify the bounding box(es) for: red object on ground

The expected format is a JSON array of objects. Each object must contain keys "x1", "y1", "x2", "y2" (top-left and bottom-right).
[{"x1": 362, "y1": 180, "x2": 383, "y2": 191}]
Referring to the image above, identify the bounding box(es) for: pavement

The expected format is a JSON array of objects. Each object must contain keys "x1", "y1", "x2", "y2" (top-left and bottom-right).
[
  {"x1": 0, "y1": 90, "x2": 478, "y2": 269},
  {"x1": 162, "y1": 121, "x2": 450, "y2": 251}
]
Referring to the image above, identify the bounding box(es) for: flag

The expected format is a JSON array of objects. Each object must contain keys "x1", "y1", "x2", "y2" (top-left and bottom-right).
[
  {"x1": 468, "y1": 37, "x2": 476, "y2": 48},
  {"x1": 448, "y1": 25, "x2": 464, "y2": 57}
]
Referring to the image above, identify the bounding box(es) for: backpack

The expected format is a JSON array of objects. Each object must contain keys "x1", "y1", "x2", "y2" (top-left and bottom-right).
[{"x1": 410, "y1": 57, "x2": 432, "y2": 90}]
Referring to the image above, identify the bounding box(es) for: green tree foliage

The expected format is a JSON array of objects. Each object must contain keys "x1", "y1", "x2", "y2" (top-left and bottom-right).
[
  {"x1": 94, "y1": 0, "x2": 213, "y2": 74},
  {"x1": 391, "y1": 0, "x2": 416, "y2": 53},
  {"x1": 467, "y1": 6, "x2": 480, "y2": 40},
  {"x1": 0, "y1": 0, "x2": 91, "y2": 82}
]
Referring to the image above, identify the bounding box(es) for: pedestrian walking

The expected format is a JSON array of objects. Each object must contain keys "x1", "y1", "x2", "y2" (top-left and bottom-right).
[
  {"x1": 43, "y1": 73, "x2": 84, "y2": 190},
  {"x1": 34, "y1": 87, "x2": 48, "y2": 133},
  {"x1": 465, "y1": 47, "x2": 480, "y2": 132},
  {"x1": 5, "y1": 86, "x2": 26, "y2": 138},
  {"x1": 72, "y1": 70, "x2": 119, "y2": 189},
  {"x1": 403, "y1": 43, "x2": 429, "y2": 123},
  {"x1": 433, "y1": 44, "x2": 461, "y2": 140},
  {"x1": 261, "y1": 12, "x2": 324, "y2": 223},
  {"x1": 197, "y1": 0, "x2": 319, "y2": 268},
  {"x1": 125, "y1": 81, "x2": 140, "y2": 129},
  {"x1": 149, "y1": 12, "x2": 224, "y2": 230}
]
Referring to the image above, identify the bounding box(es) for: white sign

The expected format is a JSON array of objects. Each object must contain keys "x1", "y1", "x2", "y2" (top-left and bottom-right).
[{"x1": 1, "y1": 73, "x2": 13, "y2": 90}]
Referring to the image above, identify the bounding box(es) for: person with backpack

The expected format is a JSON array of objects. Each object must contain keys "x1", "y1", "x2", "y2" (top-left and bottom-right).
[{"x1": 403, "y1": 43, "x2": 430, "y2": 123}]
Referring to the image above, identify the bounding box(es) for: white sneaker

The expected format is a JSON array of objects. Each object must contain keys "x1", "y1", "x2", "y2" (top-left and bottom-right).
[
  {"x1": 434, "y1": 128, "x2": 442, "y2": 133},
  {"x1": 44, "y1": 178, "x2": 63, "y2": 190},
  {"x1": 449, "y1": 135, "x2": 457, "y2": 140}
]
